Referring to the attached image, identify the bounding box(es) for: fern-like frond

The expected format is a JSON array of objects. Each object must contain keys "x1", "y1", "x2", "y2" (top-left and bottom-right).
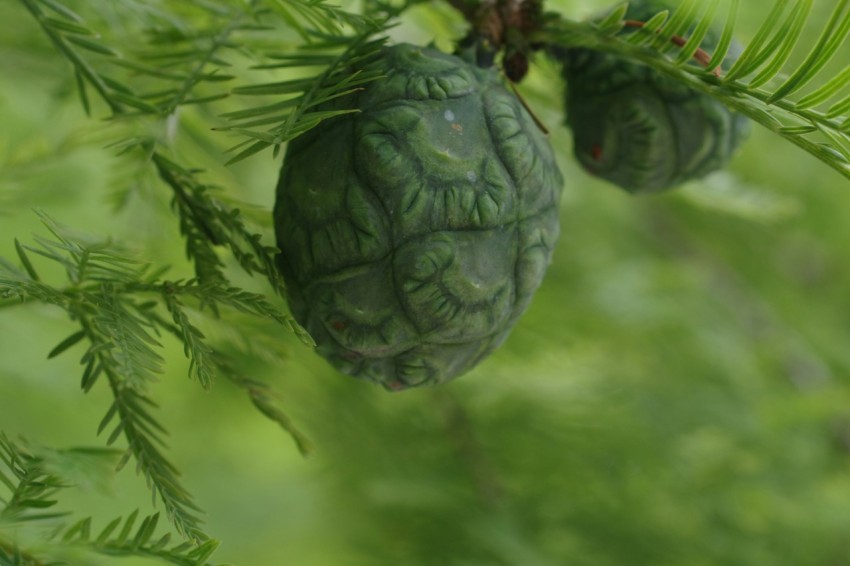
[
  {"x1": 0, "y1": 264, "x2": 67, "y2": 309},
  {"x1": 546, "y1": 0, "x2": 850, "y2": 182},
  {"x1": 705, "y1": 0, "x2": 738, "y2": 70},
  {"x1": 16, "y1": 0, "x2": 264, "y2": 119},
  {"x1": 219, "y1": 26, "x2": 389, "y2": 163},
  {"x1": 134, "y1": 278, "x2": 314, "y2": 346},
  {"x1": 227, "y1": 372, "x2": 315, "y2": 456},
  {"x1": 143, "y1": 307, "x2": 314, "y2": 455},
  {"x1": 161, "y1": 293, "x2": 216, "y2": 391},
  {"x1": 19, "y1": 0, "x2": 392, "y2": 162},
  {"x1": 0, "y1": 438, "x2": 210, "y2": 565},
  {"x1": 0, "y1": 218, "x2": 207, "y2": 541},
  {"x1": 97, "y1": 384, "x2": 206, "y2": 541},
  {"x1": 169, "y1": 281, "x2": 311, "y2": 341},
  {"x1": 767, "y1": 0, "x2": 850, "y2": 103},
  {"x1": 17, "y1": 0, "x2": 315, "y2": 343},
  {"x1": 265, "y1": 0, "x2": 377, "y2": 41},
  {"x1": 17, "y1": 0, "x2": 121, "y2": 115},
  {"x1": 150, "y1": 152, "x2": 292, "y2": 301},
  {"x1": 734, "y1": 0, "x2": 811, "y2": 88},
  {"x1": 0, "y1": 434, "x2": 69, "y2": 527},
  {"x1": 55, "y1": 511, "x2": 220, "y2": 566},
  {"x1": 0, "y1": 214, "x2": 316, "y2": 537}
]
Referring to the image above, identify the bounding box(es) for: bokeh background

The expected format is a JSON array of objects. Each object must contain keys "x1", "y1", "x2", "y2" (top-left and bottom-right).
[{"x1": 3, "y1": 0, "x2": 850, "y2": 564}]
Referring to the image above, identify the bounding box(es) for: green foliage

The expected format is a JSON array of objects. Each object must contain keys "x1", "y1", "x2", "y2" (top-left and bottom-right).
[
  {"x1": 0, "y1": 434, "x2": 71, "y2": 527},
  {"x1": 0, "y1": 213, "x2": 313, "y2": 552},
  {"x1": 2, "y1": 0, "x2": 850, "y2": 564},
  {"x1": 545, "y1": 0, "x2": 850, "y2": 181},
  {"x1": 56, "y1": 511, "x2": 221, "y2": 566},
  {"x1": 219, "y1": 30, "x2": 389, "y2": 164},
  {"x1": 0, "y1": 435, "x2": 217, "y2": 565}
]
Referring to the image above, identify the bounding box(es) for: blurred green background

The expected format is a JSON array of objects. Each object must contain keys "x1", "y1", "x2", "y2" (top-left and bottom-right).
[{"x1": 3, "y1": 0, "x2": 850, "y2": 564}]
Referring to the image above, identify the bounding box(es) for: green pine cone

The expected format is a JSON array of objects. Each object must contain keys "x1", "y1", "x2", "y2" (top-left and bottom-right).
[
  {"x1": 558, "y1": 0, "x2": 749, "y2": 193},
  {"x1": 274, "y1": 43, "x2": 563, "y2": 391}
]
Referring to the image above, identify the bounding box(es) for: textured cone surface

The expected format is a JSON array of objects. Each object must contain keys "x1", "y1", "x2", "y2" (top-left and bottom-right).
[
  {"x1": 275, "y1": 43, "x2": 563, "y2": 390},
  {"x1": 560, "y1": 0, "x2": 749, "y2": 193}
]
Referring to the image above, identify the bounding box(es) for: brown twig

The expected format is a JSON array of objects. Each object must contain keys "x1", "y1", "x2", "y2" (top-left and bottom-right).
[
  {"x1": 624, "y1": 20, "x2": 722, "y2": 77},
  {"x1": 510, "y1": 81, "x2": 549, "y2": 134}
]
